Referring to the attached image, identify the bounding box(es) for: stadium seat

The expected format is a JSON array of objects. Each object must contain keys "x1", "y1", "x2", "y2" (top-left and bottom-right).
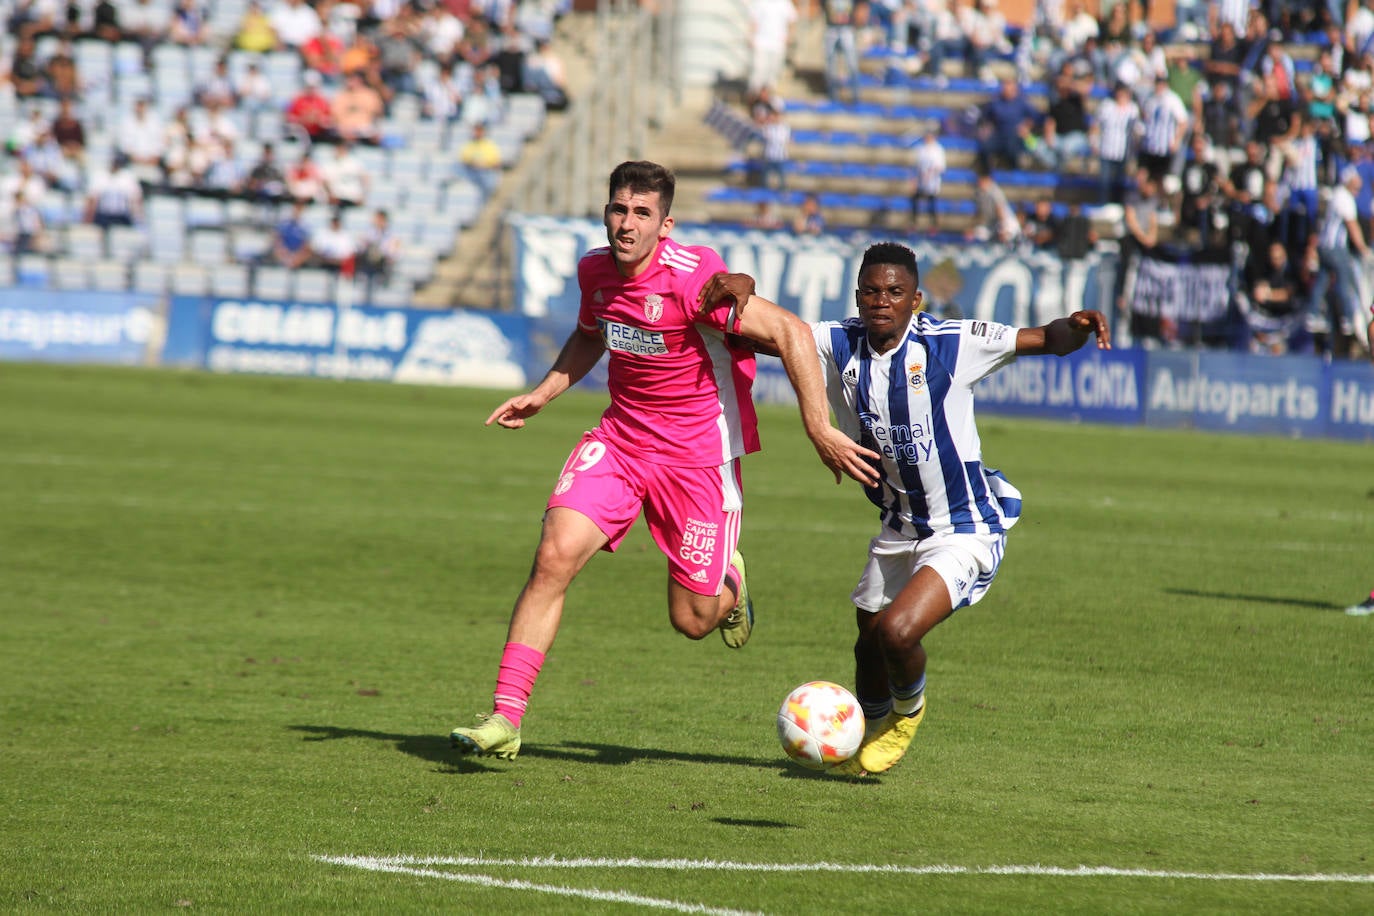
[
  {"x1": 171, "y1": 263, "x2": 211, "y2": 297},
  {"x1": 294, "y1": 268, "x2": 335, "y2": 304},
  {"x1": 15, "y1": 254, "x2": 50, "y2": 288},
  {"x1": 52, "y1": 258, "x2": 91, "y2": 291},
  {"x1": 132, "y1": 261, "x2": 170, "y2": 294},
  {"x1": 253, "y1": 266, "x2": 293, "y2": 301},
  {"x1": 90, "y1": 260, "x2": 130, "y2": 292},
  {"x1": 210, "y1": 263, "x2": 251, "y2": 299},
  {"x1": 107, "y1": 225, "x2": 148, "y2": 262},
  {"x1": 188, "y1": 230, "x2": 230, "y2": 264},
  {"x1": 65, "y1": 224, "x2": 106, "y2": 262}
]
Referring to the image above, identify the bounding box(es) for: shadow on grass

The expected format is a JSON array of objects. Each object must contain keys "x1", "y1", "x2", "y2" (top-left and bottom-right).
[
  {"x1": 288, "y1": 725, "x2": 866, "y2": 781},
  {"x1": 1164, "y1": 588, "x2": 1344, "y2": 611}
]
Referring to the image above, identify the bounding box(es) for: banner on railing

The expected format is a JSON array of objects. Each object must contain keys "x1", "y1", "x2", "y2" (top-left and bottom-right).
[
  {"x1": 510, "y1": 216, "x2": 1110, "y2": 328},
  {"x1": 1129, "y1": 248, "x2": 1232, "y2": 325}
]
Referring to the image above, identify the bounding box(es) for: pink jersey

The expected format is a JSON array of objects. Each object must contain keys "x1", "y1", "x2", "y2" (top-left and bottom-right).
[{"x1": 577, "y1": 238, "x2": 759, "y2": 467}]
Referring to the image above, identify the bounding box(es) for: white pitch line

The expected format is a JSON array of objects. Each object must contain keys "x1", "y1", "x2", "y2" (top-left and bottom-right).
[
  {"x1": 314, "y1": 855, "x2": 762, "y2": 916},
  {"x1": 323, "y1": 854, "x2": 1374, "y2": 885}
]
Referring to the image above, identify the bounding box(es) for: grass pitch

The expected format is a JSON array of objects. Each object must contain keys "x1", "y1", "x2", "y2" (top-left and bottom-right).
[{"x1": 2, "y1": 361, "x2": 1371, "y2": 913}]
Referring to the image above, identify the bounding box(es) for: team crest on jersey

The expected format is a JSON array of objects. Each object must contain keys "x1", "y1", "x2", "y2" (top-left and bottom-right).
[
  {"x1": 907, "y1": 362, "x2": 926, "y2": 391},
  {"x1": 643, "y1": 293, "x2": 664, "y2": 323},
  {"x1": 593, "y1": 290, "x2": 604, "y2": 304}
]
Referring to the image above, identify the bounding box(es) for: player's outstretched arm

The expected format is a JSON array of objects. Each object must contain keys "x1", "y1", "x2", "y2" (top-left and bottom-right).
[
  {"x1": 486, "y1": 327, "x2": 606, "y2": 428},
  {"x1": 735, "y1": 295, "x2": 881, "y2": 486},
  {"x1": 1015, "y1": 309, "x2": 1112, "y2": 356}
]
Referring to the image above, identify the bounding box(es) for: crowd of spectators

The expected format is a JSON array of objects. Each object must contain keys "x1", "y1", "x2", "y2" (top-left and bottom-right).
[
  {"x1": 734, "y1": 0, "x2": 1374, "y2": 360},
  {"x1": 0, "y1": 0, "x2": 573, "y2": 299}
]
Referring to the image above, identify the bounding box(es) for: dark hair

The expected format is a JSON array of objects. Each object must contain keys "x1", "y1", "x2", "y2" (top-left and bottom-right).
[
  {"x1": 859, "y1": 242, "x2": 920, "y2": 288},
  {"x1": 608, "y1": 160, "x2": 675, "y2": 216}
]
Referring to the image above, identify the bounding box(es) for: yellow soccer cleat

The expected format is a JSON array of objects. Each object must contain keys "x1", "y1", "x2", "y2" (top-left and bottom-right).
[
  {"x1": 719, "y1": 550, "x2": 754, "y2": 648},
  {"x1": 833, "y1": 701, "x2": 927, "y2": 776},
  {"x1": 450, "y1": 712, "x2": 521, "y2": 759}
]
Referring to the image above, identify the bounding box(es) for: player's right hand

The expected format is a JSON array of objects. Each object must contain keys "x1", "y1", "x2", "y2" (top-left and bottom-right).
[
  {"x1": 486, "y1": 394, "x2": 545, "y2": 428},
  {"x1": 696, "y1": 272, "x2": 756, "y2": 317},
  {"x1": 813, "y1": 428, "x2": 881, "y2": 487}
]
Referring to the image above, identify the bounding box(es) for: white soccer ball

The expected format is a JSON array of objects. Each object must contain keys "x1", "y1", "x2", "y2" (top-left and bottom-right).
[{"x1": 776, "y1": 680, "x2": 865, "y2": 770}]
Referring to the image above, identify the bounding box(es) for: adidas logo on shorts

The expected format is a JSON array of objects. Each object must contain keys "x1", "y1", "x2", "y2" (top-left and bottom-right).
[{"x1": 689, "y1": 570, "x2": 709, "y2": 583}]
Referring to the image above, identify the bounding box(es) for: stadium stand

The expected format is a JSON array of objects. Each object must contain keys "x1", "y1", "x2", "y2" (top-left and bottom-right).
[{"x1": 0, "y1": 0, "x2": 565, "y2": 305}]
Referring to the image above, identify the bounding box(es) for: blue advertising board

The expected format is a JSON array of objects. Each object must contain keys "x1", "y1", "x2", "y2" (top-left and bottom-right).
[
  {"x1": 162, "y1": 296, "x2": 534, "y2": 387},
  {"x1": 1325, "y1": 359, "x2": 1374, "y2": 442},
  {"x1": 1144, "y1": 351, "x2": 1327, "y2": 438},
  {"x1": 0, "y1": 289, "x2": 161, "y2": 365}
]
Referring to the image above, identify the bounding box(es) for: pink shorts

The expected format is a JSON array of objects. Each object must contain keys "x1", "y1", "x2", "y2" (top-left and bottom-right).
[{"x1": 547, "y1": 430, "x2": 743, "y2": 596}]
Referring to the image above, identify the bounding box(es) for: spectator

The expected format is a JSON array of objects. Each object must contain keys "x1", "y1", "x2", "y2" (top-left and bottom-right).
[
  {"x1": 422, "y1": 60, "x2": 468, "y2": 122},
  {"x1": 169, "y1": 0, "x2": 211, "y2": 46},
  {"x1": 923, "y1": 0, "x2": 969, "y2": 88},
  {"x1": 1178, "y1": 131, "x2": 1222, "y2": 247},
  {"x1": 966, "y1": 168, "x2": 1020, "y2": 243},
  {"x1": 160, "y1": 106, "x2": 196, "y2": 190},
  {"x1": 271, "y1": 199, "x2": 314, "y2": 269},
  {"x1": 3, "y1": 35, "x2": 44, "y2": 98},
  {"x1": 1030, "y1": 61, "x2": 1092, "y2": 170},
  {"x1": 286, "y1": 148, "x2": 326, "y2": 203},
  {"x1": 492, "y1": 19, "x2": 532, "y2": 94},
  {"x1": 201, "y1": 138, "x2": 246, "y2": 198},
  {"x1": 117, "y1": 97, "x2": 166, "y2": 179},
  {"x1": 84, "y1": 153, "x2": 144, "y2": 228},
  {"x1": 0, "y1": 157, "x2": 49, "y2": 212},
  {"x1": 1309, "y1": 166, "x2": 1371, "y2": 352},
  {"x1": 747, "y1": 0, "x2": 798, "y2": 101},
  {"x1": 245, "y1": 142, "x2": 288, "y2": 204},
  {"x1": 964, "y1": 0, "x2": 1013, "y2": 84},
  {"x1": 1020, "y1": 196, "x2": 1061, "y2": 250},
  {"x1": 744, "y1": 199, "x2": 785, "y2": 230},
  {"x1": 523, "y1": 38, "x2": 569, "y2": 111},
  {"x1": 1118, "y1": 170, "x2": 1164, "y2": 344},
  {"x1": 234, "y1": 60, "x2": 274, "y2": 114},
  {"x1": 48, "y1": 98, "x2": 84, "y2": 159},
  {"x1": 1276, "y1": 113, "x2": 1322, "y2": 252},
  {"x1": 321, "y1": 140, "x2": 369, "y2": 208},
  {"x1": 5, "y1": 189, "x2": 51, "y2": 254},
  {"x1": 1241, "y1": 240, "x2": 1304, "y2": 354},
  {"x1": 201, "y1": 96, "x2": 241, "y2": 148},
  {"x1": 89, "y1": 0, "x2": 122, "y2": 43},
  {"x1": 1195, "y1": 79, "x2": 1243, "y2": 157},
  {"x1": 1137, "y1": 73, "x2": 1188, "y2": 183},
  {"x1": 302, "y1": 22, "x2": 346, "y2": 83},
  {"x1": 977, "y1": 78, "x2": 1040, "y2": 171},
  {"x1": 43, "y1": 38, "x2": 79, "y2": 100},
  {"x1": 460, "y1": 64, "x2": 505, "y2": 127},
  {"x1": 819, "y1": 0, "x2": 863, "y2": 104},
  {"x1": 196, "y1": 56, "x2": 238, "y2": 109},
  {"x1": 458, "y1": 122, "x2": 504, "y2": 196},
  {"x1": 331, "y1": 71, "x2": 384, "y2": 145},
  {"x1": 270, "y1": 0, "x2": 322, "y2": 50},
  {"x1": 424, "y1": 3, "x2": 467, "y2": 66},
  {"x1": 1201, "y1": 20, "x2": 1244, "y2": 94},
  {"x1": 285, "y1": 71, "x2": 337, "y2": 143},
  {"x1": 1091, "y1": 81, "x2": 1140, "y2": 204},
  {"x1": 234, "y1": 0, "x2": 278, "y2": 53},
  {"x1": 750, "y1": 106, "x2": 791, "y2": 192},
  {"x1": 357, "y1": 208, "x2": 400, "y2": 289},
  {"x1": 26, "y1": 127, "x2": 81, "y2": 193},
  {"x1": 375, "y1": 11, "x2": 422, "y2": 96},
  {"x1": 1055, "y1": 201, "x2": 1098, "y2": 261},
  {"x1": 793, "y1": 191, "x2": 827, "y2": 234},
  {"x1": 909, "y1": 126, "x2": 946, "y2": 233},
  {"x1": 121, "y1": 0, "x2": 172, "y2": 57},
  {"x1": 456, "y1": 17, "x2": 495, "y2": 71},
  {"x1": 311, "y1": 211, "x2": 357, "y2": 272}
]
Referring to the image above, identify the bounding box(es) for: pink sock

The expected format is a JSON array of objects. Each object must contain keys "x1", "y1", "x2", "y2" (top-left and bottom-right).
[{"x1": 492, "y1": 642, "x2": 545, "y2": 728}]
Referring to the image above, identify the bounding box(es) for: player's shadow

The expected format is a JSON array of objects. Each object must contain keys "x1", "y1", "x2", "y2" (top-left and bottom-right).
[
  {"x1": 288, "y1": 725, "x2": 852, "y2": 780},
  {"x1": 1164, "y1": 588, "x2": 1343, "y2": 611}
]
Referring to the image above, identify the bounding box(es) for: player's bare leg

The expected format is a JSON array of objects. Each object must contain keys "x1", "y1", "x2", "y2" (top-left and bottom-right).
[
  {"x1": 836, "y1": 567, "x2": 951, "y2": 774},
  {"x1": 451, "y1": 508, "x2": 607, "y2": 759},
  {"x1": 666, "y1": 550, "x2": 751, "y2": 646}
]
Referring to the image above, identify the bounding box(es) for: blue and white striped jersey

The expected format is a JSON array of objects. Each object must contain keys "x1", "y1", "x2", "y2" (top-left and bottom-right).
[{"x1": 815, "y1": 313, "x2": 1023, "y2": 540}]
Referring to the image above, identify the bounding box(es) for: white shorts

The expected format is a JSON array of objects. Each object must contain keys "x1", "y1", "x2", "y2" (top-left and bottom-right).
[{"x1": 851, "y1": 530, "x2": 1007, "y2": 614}]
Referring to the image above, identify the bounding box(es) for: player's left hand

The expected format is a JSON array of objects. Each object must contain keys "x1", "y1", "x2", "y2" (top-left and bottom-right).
[
  {"x1": 1068, "y1": 309, "x2": 1112, "y2": 349},
  {"x1": 812, "y1": 428, "x2": 882, "y2": 486},
  {"x1": 696, "y1": 272, "x2": 756, "y2": 317}
]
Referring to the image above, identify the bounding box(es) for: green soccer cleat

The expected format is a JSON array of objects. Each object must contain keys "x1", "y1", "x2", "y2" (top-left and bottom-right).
[
  {"x1": 832, "y1": 701, "x2": 927, "y2": 776},
  {"x1": 1345, "y1": 595, "x2": 1374, "y2": 617},
  {"x1": 719, "y1": 550, "x2": 754, "y2": 648},
  {"x1": 450, "y1": 712, "x2": 521, "y2": 759}
]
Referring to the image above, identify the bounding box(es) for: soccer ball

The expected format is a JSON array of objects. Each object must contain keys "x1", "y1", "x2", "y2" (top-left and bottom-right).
[{"x1": 776, "y1": 680, "x2": 864, "y2": 770}]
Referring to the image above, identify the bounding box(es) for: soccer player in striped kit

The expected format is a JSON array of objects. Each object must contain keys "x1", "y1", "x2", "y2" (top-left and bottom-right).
[
  {"x1": 450, "y1": 161, "x2": 878, "y2": 760},
  {"x1": 756, "y1": 242, "x2": 1111, "y2": 774}
]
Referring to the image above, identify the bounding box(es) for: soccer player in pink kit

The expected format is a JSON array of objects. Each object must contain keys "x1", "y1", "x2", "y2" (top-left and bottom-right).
[{"x1": 451, "y1": 160, "x2": 878, "y2": 759}]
